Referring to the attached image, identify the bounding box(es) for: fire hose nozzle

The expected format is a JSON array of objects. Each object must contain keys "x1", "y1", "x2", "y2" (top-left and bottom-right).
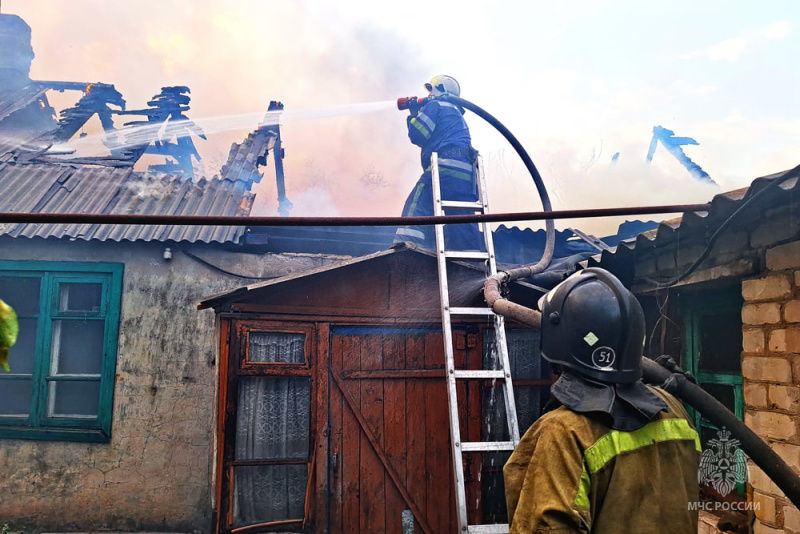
[{"x1": 397, "y1": 96, "x2": 431, "y2": 112}]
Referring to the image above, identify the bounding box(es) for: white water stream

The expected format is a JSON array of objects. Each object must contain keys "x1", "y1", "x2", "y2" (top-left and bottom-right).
[{"x1": 42, "y1": 100, "x2": 398, "y2": 158}]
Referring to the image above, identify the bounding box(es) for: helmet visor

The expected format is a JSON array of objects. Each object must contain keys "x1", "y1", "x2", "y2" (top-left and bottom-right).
[{"x1": 424, "y1": 82, "x2": 433, "y2": 92}]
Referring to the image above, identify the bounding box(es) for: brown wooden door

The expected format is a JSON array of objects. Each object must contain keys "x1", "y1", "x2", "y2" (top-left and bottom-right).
[
  {"x1": 216, "y1": 320, "x2": 320, "y2": 534},
  {"x1": 328, "y1": 326, "x2": 481, "y2": 534}
]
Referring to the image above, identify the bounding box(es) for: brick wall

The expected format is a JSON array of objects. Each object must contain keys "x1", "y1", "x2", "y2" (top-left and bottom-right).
[
  {"x1": 742, "y1": 240, "x2": 800, "y2": 533},
  {"x1": 629, "y1": 199, "x2": 800, "y2": 533}
]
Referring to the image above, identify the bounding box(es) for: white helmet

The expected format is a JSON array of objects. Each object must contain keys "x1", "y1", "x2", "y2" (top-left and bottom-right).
[{"x1": 425, "y1": 75, "x2": 460, "y2": 97}]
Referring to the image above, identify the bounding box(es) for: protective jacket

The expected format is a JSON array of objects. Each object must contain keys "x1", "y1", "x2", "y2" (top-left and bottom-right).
[
  {"x1": 504, "y1": 386, "x2": 700, "y2": 534},
  {"x1": 395, "y1": 98, "x2": 482, "y2": 250},
  {"x1": 407, "y1": 99, "x2": 473, "y2": 173}
]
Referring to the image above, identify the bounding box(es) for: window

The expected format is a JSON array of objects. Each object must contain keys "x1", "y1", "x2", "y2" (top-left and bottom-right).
[
  {"x1": 0, "y1": 261, "x2": 123, "y2": 442},
  {"x1": 682, "y1": 287, "x2": 744, "y2": 495},
  {"x1": 682, "y1": 288, "x2": 744, "y2": 438}
]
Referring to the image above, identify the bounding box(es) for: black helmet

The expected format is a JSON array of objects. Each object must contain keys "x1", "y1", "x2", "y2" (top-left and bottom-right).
[{"x1": 539, "y1": 267, "x2": 645, "y2": 384}]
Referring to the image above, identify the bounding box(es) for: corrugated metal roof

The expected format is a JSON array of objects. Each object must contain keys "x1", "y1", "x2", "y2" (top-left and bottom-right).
[
  {"x1": 219, "y1": 128, "x2": 274, "y2": 183},
  {"x1": 0, "y1": 81, "x2": 270, "y2": 246},
  {"x1": 0, "y1": 84, "x2": 48, "y2": 123},
  {"x1": 0, "y1": 162, "x2": 254, "y2": 244},
  {"x1": 587, "y1": 167, "x2": 800, "y2": 272}
]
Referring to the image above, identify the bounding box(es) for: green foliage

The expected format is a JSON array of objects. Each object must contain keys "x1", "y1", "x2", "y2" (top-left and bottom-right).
[{"x1": 0, "y1": 298, "x2": 19, "y2": 372}]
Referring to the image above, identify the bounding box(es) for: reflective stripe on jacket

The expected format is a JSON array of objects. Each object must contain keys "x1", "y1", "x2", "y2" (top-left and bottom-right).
[
  {"x1": 407, "y1": 99, "x2": 472, "y2": 170},
  {"x1": 424, "y1": 157, "x2": 475, "y2": 182},
  {"x1": 503, "y1": 386, "x2": 701, "y2": 534}
]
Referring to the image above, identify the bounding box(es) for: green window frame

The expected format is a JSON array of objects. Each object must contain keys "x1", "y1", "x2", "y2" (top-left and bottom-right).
[
  {"x1": 682, "y1": 286, "x2": 744, "y2": 494},
  {"x1": 683, "y1": 288, "x2": 744, "y2": 425},
  {"x1": 0, "y1": 261, "x2": 123, "y2": 442}
]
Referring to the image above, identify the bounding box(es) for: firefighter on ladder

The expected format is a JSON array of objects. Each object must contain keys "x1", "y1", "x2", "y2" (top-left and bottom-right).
[
  {"x1": 394, "y1": 75, "x2": 484, "y2": 251},
  {"x1": 504, "y1": 268, "x2": 701, "y2": 533}
]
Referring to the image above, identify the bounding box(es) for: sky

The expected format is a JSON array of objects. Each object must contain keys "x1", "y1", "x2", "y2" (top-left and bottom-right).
[{"x1": 4, "y1": 0, "x2": 799, "y2": 235}]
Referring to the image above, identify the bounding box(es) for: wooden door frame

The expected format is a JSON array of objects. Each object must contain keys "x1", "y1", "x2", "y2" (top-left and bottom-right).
[{"x1": 214, "y1": 318, "x2": 327, "y2": 534}]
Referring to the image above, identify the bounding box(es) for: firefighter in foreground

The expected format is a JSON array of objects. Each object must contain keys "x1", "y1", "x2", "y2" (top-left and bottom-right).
[
  {"x1": 394, "y1": 75, "x2": 483, "y2": 251},
  {"x1": 504, "y1": 267, "x2": 701, "y2": 533}
]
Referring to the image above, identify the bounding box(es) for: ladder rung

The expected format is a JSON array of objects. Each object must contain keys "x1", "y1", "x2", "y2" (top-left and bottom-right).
[
  {"x1": 441, "y1": 199, "x2": 485, "y2": 210},
  {"x1": 449, "y1": 307, "x2": 495, "y2": 316},
  {"x1": 460, "y1": 441, "x2": 516, "y2": 452},
  {"x1": 453, "y1": 370, "x2": 505, "y2": 379},
  {"x1": 444, "y1": 250, "x2": 491, "y2": 260},
  {"x1": 433, "y1": 153, "x2": 519, "y2": 534},
  {"x1": 468, "y1": 524, "x2": 510, "y2": 534}
]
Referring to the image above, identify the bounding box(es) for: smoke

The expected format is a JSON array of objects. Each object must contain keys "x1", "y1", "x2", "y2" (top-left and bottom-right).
[
  {"x1": 6, "y1": 0, "x2": 432, "y2": 218},
  {"x1": 124, "y1": 174, "x2": 176, "y2": 201},
  {"x1": 482, "y1": 138, "x2": 721, "y2": 237},
  {"x1": 278, "y1": 187, "x2": 341, "y2": 218},
  {"x1": 6, "y1": 1, "x2": 773, "y2": 236}
]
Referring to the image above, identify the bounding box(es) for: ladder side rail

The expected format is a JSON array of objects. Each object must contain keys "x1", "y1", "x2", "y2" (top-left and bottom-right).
[
  {"x1": 475, "y1": 155, "x2": 521, "y2": 445},
  {"x1": 435, "y1": 152, "x2": 518, "y2": 533},
  {"x1": 431, "y1": 152, "x2": 470, "y2": 532},
  {"x1": 491, "y1": 315, "x2": 521, "y2": 444},
  {"x1": 475, "y1": 156, "x2": 499, "y2": 276}
]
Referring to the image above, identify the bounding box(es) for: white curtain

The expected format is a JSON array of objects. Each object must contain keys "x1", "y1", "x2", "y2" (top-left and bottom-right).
[
  {"x1": 249, "y1": 332, "x2": 305, "y2": 363},
  {"x1": 233, "y1": 373, "x2": 311, "y2": 525}
]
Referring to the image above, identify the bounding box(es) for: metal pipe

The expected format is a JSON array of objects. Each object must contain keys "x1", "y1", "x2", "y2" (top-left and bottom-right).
[
  {"x1": 0, "y1": 202, "x2": 710, "y2": 227},
  {"x1": 491, "y1": 297, "x2": 542, "y2": 330}
]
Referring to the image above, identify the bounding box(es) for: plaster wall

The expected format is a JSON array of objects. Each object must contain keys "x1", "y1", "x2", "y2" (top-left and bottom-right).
[{"x1": 0, "y1": 237, "x2": 340, "y2": 532}]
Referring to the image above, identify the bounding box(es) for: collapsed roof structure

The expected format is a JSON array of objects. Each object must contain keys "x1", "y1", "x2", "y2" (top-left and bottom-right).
[
  {"x1": 0, "y1": 17, "x2": 298, "y2": 256},
  {"x1": 5, "y1": 10, "x2": 800, "y2": 534}
]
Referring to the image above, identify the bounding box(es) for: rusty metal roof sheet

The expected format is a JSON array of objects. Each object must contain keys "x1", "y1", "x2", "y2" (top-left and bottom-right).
[
  {"x1": 586, "y1": 167, "x2": 800, "y2": 273},
  {"x1": 0, "y1": 162, "x2": 254, "y2": 244}
]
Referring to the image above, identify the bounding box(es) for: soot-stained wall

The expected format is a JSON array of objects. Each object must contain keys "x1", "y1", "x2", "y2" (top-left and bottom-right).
[{"x1": 0, "y1": 237, "x2": 341, "y2": 532}]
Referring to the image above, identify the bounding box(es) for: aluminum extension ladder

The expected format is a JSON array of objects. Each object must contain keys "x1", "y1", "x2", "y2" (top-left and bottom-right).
[{"x1": 431, "y1": 152, "x2": 520, "y2": 534}]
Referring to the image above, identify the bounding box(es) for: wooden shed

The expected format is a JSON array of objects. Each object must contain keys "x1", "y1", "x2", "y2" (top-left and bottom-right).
[{"x1": 199, "y1": 243, "x2": 549, "y2": 534}]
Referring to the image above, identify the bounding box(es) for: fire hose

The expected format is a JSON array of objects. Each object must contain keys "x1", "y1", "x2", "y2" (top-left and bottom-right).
[
  {"x1": 399, "y1": 93, "x2": 800, "y2": 506},
  {"x1": 397, "y1": 94, "x2": 557, "y2": 282},
  {"x1": 487, "y1": 304, "x2": 800, "y2": 508},
  {"x1": 399, "y1": 92, "x2": 559, "y2": 328},
  {"x1": 642, "y1": 357, "x2": 800, "y2": 508}
]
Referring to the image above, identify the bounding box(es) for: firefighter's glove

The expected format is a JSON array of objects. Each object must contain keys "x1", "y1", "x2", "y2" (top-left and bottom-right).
[
  {"x1": 660, "y1": 372, "x2": 688, "y2": 396},
  {"x1": 655, "y1": 354, "x2": 697, "y2": 384}
]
